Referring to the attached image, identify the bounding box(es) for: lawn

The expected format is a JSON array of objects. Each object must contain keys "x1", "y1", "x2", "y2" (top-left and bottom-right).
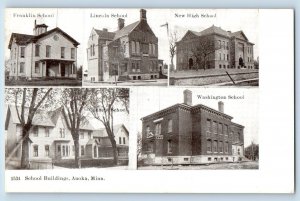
[
  {"x1": 6, "y1": 78, "x2": 82, "y2": 86},
  {"x1": 138, "y1": 161, "x2": 259, "y2": 170}
]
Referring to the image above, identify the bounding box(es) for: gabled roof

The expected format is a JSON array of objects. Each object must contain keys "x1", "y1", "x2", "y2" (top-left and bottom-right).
[
  {"x1": 8, "y1": 33, "x2": 35, "y2": 49},
  {"x1": 94, "y1": 28, "x2": 115, "y2": 40},
  {"x1": 183, "y1": 25, "x2": 231, "y2": 39},
  {"x1": 200, "y1": 25, "x2": 231, "y2": 37},
  {"x1": 5, "y1": 105, "x2": 55, "y2": 129},
  {"x1": 8, "y1": 27, "x2": 80, "y2": 49},
  {"x1": 230, "y1": 31, "x2": 249, "y2": 42},
  {"x1": 93, "y1": 124, "x2": 129, "y2": 137},
  {"x1": 31, "y1": 27, "x2": 80, "y2": 46},
  {"x1": 113, "y1": 21, "x2": 140, "y2": 40},
  {"x1": 5, "y1": 105, "x2": 94, "y2": 131}
]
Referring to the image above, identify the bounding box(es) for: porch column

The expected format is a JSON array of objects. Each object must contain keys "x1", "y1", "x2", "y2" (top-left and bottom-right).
[
  {"x1": 42, "y1": 62, "x2": 46, "y2": 77},
  {"x1": 58, "y1": 63, "x2": 61, "y2": 77}
]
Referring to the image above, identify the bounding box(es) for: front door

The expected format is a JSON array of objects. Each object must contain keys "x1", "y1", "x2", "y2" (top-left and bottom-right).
[
  {"x1": 188, "y1": 58, "x2": 193, "y2": 69},
  {"x1": 61, "y1": 63, "x2": 65, "y2": 77}
]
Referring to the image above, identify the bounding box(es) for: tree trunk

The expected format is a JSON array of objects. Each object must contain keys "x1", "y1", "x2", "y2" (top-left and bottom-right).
[
  {"x1": 74, "y1": 139, "x2": 80, "y2": 168},
  {"x1": 112, "y1": 142, "x2": 118, "y2": 165},
  {"x1": 20, "y1": 128, "x2": 30, "y2": 169}
]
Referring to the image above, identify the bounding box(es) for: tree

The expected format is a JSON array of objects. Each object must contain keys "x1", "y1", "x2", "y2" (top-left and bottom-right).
[
  {"x1": 87, "y1": 88, "x2": 129, "y2": 165},
  {"x1": 60, "y1": 88, "x2": 89, "y2": 168},
  {"x1": 5, "y1": 88, "x2": 53, "y2": 169},
  {"x1": 169, "y1": 30, "x2": 178, "y2": 72},
  {"x1": 191, "y1": 35, "x2": 221, "y2": 70},
  {"x1": 137, "y1": 132, "x2": 142, "y2": 162}
]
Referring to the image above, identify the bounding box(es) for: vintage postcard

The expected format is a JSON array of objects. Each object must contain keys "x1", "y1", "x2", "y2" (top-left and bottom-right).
[{"x1": 4, "y1": 8, "x2": 294, "y2": 193}]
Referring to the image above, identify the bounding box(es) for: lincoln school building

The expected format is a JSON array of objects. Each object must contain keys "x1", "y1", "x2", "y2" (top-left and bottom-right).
[
  {"x1": 8, "y1": 20, "x2": 80, "y2": 80},
  {"x1": 176, "y1": 25, "x2": 255, "y2": 70},
  {"x1": 87, "y1": 9, "x2": 161, "y2": 82},
  {"x1": 141, "y1": 90, "x2": 245, "y2": 165}
]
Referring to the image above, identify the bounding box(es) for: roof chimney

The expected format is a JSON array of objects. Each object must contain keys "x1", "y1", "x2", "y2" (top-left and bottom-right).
[
  {"x1": 140, "y1": 9, "x2": 147, "y2": 21},
  {"x1": 118, "y1": 18, "x2": 125, "y2": 30},
  {"x1": 183, "y1": 90, "x2": 192, "y2": 106},
  {"x1": 218, "y1": 101, "x2": 224, "y2": 113}
]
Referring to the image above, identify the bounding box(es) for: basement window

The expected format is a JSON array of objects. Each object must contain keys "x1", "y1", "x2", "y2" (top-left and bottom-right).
[
  {"x1": 184, "y1": 158, "x2": 189, "y2": 161},
  {"x1": 208, "y1": 157, "x2": 211, "y2": 161}
]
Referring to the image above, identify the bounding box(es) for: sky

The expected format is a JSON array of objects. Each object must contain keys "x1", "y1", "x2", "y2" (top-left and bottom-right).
[
  {"x1": 5, "y1": 9, "x2": 259, "y2": 70},
  {"x1": 132, "y1": 87, "x2": 259, "y2": 147}
]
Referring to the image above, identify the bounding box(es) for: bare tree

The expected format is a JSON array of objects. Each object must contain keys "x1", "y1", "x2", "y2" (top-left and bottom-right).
[
  {"x1": 5, "y1": 88, "x2": 53, "y2": 169},
  {"x1": 191, "y1": 35, "x2": 221, "y2": 70},
  {"x1": 60, "y1": 88, "x2": 89, "y2": 168},
  {"x1": 87, "y1": 88, "x2": 129, "y2": 165},
  {"x1": 169, "y1": 30, "x2": 178, "y2": 72}
]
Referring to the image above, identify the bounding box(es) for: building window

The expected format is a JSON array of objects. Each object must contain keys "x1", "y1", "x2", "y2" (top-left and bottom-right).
[
  {"x1": 35, "y1": 62, "x2": 40, "y2": 73},
  {"x1": 61, "y1": 47, "x2": 65, "y2": 58},
  {"x1": 227, "y1": 54, "x2": 229, "y2": 61},
  {"x1": 33, "y1": 127, "x2": 38, "y2": 137},
  {"x1": 119, "y1": 137, "x2": 122, "y2": 144},
  {"x1": 212, "y1": 121, "x2": 217, "y2": 134},
  {"x1": 88, "y1": 132, "x2": 92, "y2": 139},
  {"x1": 219, "y1": 142, "x2": 223, "y2": 153},
  {"x1": 149, "y1": 43, "x2": 152, "y2": 55},
  {"x1": 94, "y1": 146, "x2": 97, "y2": 158},
  {"x1": 213, "y1": 140, "x2": 218, "y2": 153},
  {"x1": 238, "y1": 148, "x2": 241, "y2": 155},
  {"x1": 80, "y1": 132, "x2": 84, "y2": 139},
  {"x1": 45, "y1": 145, "x2": 50, "y2": 157},
  {"x1": 131, "y1": 41, "x2": 135, "y2": 54},
  {"x1": 71, "y1": 48, "x2": 75, "y2": 59},
  {"x1": 155, "y1": 123, "x2": 161, "y2": 135},
  {"x1": 168, "y1": 119, "x2": 173, "y2": 133},
  {"x1": 219, "y1": 64, "x2": 222, "y2": 69},
  {"x1": 136, "y1": 41, "x2": 140, "y2": 54},
  {"x1": 90, "y1": 45, "x2": 92, "y2": 56},
  {"x1": 20, "y1": 62, "x2": 25, "y2": 73},
  {"x1": 224, "y1": 125, "x2": 228, "y2": 136},
  {"x1": 152, "y1": 44, "x2": 156, "y2": 55},
  {"x1": 208, "y1": 157, "x2": 211, "y2": 161},
  {"x1": 218, "y1": 40, "x2": 221, "y2": 48},
  {"x1": 35, "y1": 45, "x2": 40, "y2": 56},
  {"x1": 226, "y1": 42, "x2": 229, "y2": 50},
  {"x1": 147, "y1": 141, "x2": 153, "y2": 152},
  {"x1": 20, "y1": 47, "x2": 25, "y2": 58},
  {"x1": 46, "y1": 45, "x2": 51, "y2": 57},
  {"x1": 60, "y1": 128, "x2": 65, "y2": 138},
  {"x1": 225, "y1": 142, "x2": 229, "y2": 153},
  {"x1": 218, "y1": 123, "x2": 223, "y2": 135},
  {"x1": 81, "y1": 145, "x2": 85, "y2": 156},
  {"x1": 219, "y1": 53, "x2": 221, "y2": 60},
  {"x1": 207, "y1": 140, "x2": 212, "y2": 153},
  {"x1": 92, "y1": 45, "x2": 95, "y2": 56},
  {"x1": 123, "y1": 137, "x2": 126, "y2": 144},
  {"x1": 33, "y1": 145, "x2": 38, "y2": 157},
  {"x1": 45, "y1": 127, "x2": 50, "y2": 137},
  {"x1": 136, "y1": 62, "x2": 140, "y2": 72},
  {"x1": 146, "y1": 126, "x2": 150, "y2": 136},
  {"x1": 132, "y1": 63, "x2": 136, "y2": 72},
  {"x1": 206, "y1": 119, "x2": 212, "y2": 136},
  {"x1": 223, "y1": 54, "x2": 225, "y2": 60},
  {"x1": 167, "y1": 140, "x2": 172, "y2": 154},
  {"x1": 222, "y1": 41, "x2": 225, "y2": 49}
]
